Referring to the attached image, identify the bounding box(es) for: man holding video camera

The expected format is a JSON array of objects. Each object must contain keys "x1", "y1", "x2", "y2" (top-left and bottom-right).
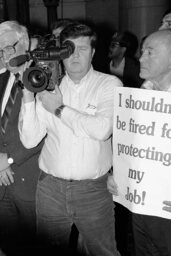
[
  {"x1": 0, "y1": 21, "x2": 43, "y2": 255},
  {"x1": 19, "y1": 22, "x2": 122, "y2": 255}
]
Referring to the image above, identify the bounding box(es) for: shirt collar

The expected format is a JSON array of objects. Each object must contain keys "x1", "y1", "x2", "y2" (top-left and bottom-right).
[
  {"x1": 142, "y1": 80, "x2": 171, "y2": 91},
  {"x1": 0, "y1": 67, "x2": 6, "y2": 74},
  {"x1": 141, "y1": 80, "x2": 154, "y2": 90},
  {"x1": 65, "y1": 66, "x2": 94, "y2": 90}
]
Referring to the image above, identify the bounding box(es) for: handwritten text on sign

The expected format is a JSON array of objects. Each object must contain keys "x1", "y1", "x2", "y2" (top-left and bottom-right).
[{"x1": 113, "y1": 87, "x2": 171, "y2": 219}]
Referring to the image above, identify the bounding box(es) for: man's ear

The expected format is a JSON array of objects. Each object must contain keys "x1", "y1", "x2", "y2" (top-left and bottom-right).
[
  {"x1": 92, "y1": 48, "x2": 95, "y2": 58},
  {"x1": 21, "y1": 34, "x2": 30, "y2": 51},
  {"x1": 168, "y1": 54, "x2": 171, "y2": 68},
  {"x1": 121, "y1": 46, "x2": 127, "y2": 55}
]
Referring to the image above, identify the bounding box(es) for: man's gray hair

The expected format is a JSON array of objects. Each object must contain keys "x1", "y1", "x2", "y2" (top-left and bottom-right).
[{"x1": 0, "y1": 20, "x2": 29, "y2": 48}]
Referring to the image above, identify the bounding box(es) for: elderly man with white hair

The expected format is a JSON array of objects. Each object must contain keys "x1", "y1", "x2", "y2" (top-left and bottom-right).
[{"x1": 0, "y1": 20, "x2": 43, "y2": 255}]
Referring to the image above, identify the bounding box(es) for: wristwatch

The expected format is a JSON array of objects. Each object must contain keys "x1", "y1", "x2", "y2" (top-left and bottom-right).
[
  {"x1": 55, "y1": 105, "x2": 65, "y2": 118},
  {"x1": 8, "y1": 157, "x2": 14, "y2": 164}
]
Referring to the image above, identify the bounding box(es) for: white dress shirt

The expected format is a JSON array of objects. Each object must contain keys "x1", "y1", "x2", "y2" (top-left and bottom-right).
[
  {"x1": 19, "y1": 67, "x2": 122, "y2": 180},
  {"x1": 1, "y1": 72, "x2": 15, "y2": 116}
]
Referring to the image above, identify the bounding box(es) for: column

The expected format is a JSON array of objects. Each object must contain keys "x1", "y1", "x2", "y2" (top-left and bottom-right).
[
  {"x1": 43, "y1": 0, "x2": 60, "y2": 30},
  {"x1": 17, "y1": 0, "x2": 30, "y2": 26}
]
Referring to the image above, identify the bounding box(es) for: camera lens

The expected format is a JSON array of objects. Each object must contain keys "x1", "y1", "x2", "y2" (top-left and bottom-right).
[
  {"x1": 23, "y1": 67, "x2": 48, "y2": 92},
  {"x1": 28, "y1": 70, "x2": 46, "y2": 88}
]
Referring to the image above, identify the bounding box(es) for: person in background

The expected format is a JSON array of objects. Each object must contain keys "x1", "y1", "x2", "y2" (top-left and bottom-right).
[
  {"x1": 51, "y1": 18, "x2": 75, "y2": 46},
  {"x1": 108, "y1": 30, "x2": 143, "y2": 256},
  {"x1": 159, "y1": 8, "x2": 171, "y2": 30},
  {"x1": 18, "y1": 22, "x2": 122, "y2": 256},
  {"x1": 108, "y1": 31, "x2": 144, "y2": 88},
  {"x1": 0, "y1": 21, "x2": 43, "y2": 255}
]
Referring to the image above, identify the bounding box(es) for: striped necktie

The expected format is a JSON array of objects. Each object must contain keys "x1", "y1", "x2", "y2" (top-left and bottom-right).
[{"x1": 1, "y1": 73, "x2": 20, "y2": 134}]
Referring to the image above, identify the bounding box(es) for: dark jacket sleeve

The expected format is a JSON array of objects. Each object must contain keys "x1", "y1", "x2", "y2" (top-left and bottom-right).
[{"x1": 0, "y1": 80, "x2": 44, "y2": 166}]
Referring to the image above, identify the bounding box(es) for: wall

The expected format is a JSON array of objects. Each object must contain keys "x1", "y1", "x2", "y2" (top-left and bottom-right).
[
  {"x1": 85, "y1": 0, "x2": 120, "y2": 72},
  {"x1": 29, "y1": 0, "x2": 86, "y2": 32},
  {"x1": 0, "y1": 0, "x2": 5, "y2": 22},
  {"x1": 85, "y1": 0, "x2": 119, "y2": 31},
  {"x1": 58, "y1": 0, "x2": 86, "y2": 20},
  {"x1": 119, "y1": 0, "x2": 171, "y2": 46},
  {"x1": 29, "y1": 0, "x2": 47, "y2": 28}
]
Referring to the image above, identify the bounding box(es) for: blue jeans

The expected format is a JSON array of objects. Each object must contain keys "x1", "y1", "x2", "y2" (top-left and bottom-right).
[{"x1": 36, "y1": 171, "x2": 120, "y2": 256}]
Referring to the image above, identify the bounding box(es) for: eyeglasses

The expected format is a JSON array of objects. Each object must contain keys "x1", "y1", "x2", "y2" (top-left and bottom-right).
[
  {"x1": 0, "y1": 40, "x2": 19, "y2": 58},
  {"x1": 110, "y1": 41, "x2": 121, "y2": 48}
]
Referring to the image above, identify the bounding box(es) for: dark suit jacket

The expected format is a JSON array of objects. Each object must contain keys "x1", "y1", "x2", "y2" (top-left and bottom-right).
[{"x1": 0, "y1": 70, "x2": 43, "y2": 201}]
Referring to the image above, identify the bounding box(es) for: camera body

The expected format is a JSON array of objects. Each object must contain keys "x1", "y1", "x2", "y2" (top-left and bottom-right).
[{"x1": 23, "y1": 35, "x2": 75, "y2": 92}]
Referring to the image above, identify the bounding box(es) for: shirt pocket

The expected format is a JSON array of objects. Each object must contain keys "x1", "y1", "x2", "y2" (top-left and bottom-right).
[{"x1": 84, "y1": 103, "x2": 97, "y2": 115}]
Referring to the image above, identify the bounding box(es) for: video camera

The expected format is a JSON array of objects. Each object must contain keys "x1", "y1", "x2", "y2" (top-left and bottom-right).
[{"x1": 9, "y1": 35, "x2": 75, "y2": 92}]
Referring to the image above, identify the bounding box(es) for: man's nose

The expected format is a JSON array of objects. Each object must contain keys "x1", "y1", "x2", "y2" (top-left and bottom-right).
[
  {"x1": 139, "y1": 52, "x2": 147, "y2": 63},
  {"x1": 73, "y1": 48, "x2": 79, "y2": 57},
  {"x1": 2, "y1": 52, "x2": 12, "y2": 61}
]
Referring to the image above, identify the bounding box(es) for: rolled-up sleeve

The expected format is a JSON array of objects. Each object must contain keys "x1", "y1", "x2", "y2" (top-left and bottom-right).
[
  {"x1": 61, "y1": 78, "x2": 122, "y2": 141},
  {"x1": 18, "y1": 99, "x2": 46, "y2": 148}
]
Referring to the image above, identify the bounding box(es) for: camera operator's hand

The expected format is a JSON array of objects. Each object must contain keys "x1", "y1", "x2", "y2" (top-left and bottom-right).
[
  {"x1": 163, "y1": 201, "x2": 171, "y2": 212},
  {"x1": 107, "y1": 174, "x2": 118, "y2": 196},
  {"x1": 38, "y1": 85, "x2": 63, "y2": 114},
  {"x1": 18, "y1": 58, "x2": 33, "y2": 79},
  {"x1": 24, "y1": 59, "x2": 33, "y2": 71},
  {"x1": 22, "y1": 87, "x2": 35, "y2": 103}
]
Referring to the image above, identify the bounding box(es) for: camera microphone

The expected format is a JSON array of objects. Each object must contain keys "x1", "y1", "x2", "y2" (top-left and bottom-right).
[{"x1": 9, "y1": 54, "x2": 31, "y2": 67}]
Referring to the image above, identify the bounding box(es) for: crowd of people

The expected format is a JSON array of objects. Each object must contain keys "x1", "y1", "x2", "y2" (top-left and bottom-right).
[{"x1": 0, "y1": 8, "x2": 170, "y2": 256}]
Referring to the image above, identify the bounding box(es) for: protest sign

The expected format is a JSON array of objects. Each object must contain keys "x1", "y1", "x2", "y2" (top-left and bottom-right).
[{"x1": 113, "y1": 87, "x2": 171, "y2": 219}]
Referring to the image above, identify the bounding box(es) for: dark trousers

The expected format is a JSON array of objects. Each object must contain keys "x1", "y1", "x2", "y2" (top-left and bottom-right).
[
  {"x1": 0, "y1": 188, "x2": 37, "y2": 256},
  {"x1": 36, "y1": 171, "x2": 120, "y2": 256},
  {"x1": 115, "y1": 203, "x2": 135, "y2": 256},
  {"x1": 132, "y1": 213, "x2": 171, "y2": 256}
]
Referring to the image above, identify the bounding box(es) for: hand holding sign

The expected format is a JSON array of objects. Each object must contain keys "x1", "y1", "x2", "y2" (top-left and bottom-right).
[{"x1": 163, "y1": 201, "x2": 171, "y2": 212}]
